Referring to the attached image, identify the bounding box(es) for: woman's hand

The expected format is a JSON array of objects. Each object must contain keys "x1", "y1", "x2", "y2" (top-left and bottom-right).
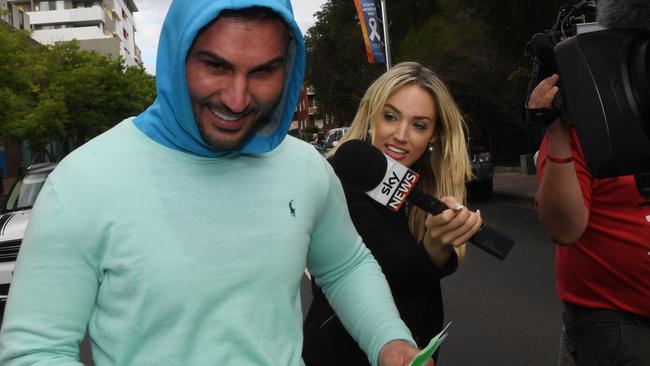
[{"x1": 425, "y1": 196, "x2": 482, "y2": 248}]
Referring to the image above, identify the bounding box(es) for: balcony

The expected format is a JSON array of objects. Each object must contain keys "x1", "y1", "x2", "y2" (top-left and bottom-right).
[
  {"x1": 31, "y1": 25, "x2": 110, "y2": 44},
  {"x1": 28, "y1": 6, "x2": 105, "y2": 27},
  {"x1": 308, "y1": 106, "x2": 318, "y2": 115}
]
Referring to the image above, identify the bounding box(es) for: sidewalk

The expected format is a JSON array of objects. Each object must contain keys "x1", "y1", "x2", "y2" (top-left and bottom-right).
[{"x1": 492, "y1": 166, "x2": 538, "y2": 204}]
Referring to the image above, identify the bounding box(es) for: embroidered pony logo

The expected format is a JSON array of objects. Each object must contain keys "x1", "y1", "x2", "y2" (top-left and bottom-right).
[{"x1": 289, "y1": 200, "x2": 296, "y2": 217}]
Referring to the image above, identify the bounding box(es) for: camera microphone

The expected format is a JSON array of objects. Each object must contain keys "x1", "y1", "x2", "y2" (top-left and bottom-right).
[
  {"x1": 597, "y1": 0, "x2": 650, "y2": 30},
  {"x1": 330, "y1": 139, "x2": 516, "y2": 260}
]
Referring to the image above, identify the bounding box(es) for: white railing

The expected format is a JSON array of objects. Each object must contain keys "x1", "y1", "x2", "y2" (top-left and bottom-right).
[{"x1": 28, "y1": 6, "x2": 104, "y2": 26}]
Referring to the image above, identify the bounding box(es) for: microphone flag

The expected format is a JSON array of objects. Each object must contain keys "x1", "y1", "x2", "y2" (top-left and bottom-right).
[
  {"x1": 366, "y1": 154, "x2": 420, "y2": 211},
  {"x1": 353, "y1": 0, "x2": 386, "y2": 64}
]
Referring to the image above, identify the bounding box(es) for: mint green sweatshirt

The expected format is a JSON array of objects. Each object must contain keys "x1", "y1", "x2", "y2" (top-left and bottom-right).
[
  {"x1": 0, "y1": 120, "x2": 413, "y2": 365},
  {"x1": 0, "y1": 1, "x2": 415, "y2": 364}
]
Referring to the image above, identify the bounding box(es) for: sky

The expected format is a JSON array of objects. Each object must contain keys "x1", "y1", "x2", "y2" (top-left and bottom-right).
[{"x1": 133, "y1": 1, "x2": 328, "y2": 75}]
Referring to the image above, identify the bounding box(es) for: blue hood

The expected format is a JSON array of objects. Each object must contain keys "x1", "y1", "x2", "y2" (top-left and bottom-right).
[{"x1": 133, "y1": 0, "x2": 305, "y2": 157}]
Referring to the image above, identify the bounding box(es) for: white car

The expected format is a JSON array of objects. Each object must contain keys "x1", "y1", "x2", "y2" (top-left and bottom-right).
[
  {"x1": 323, "y1": 127, "x2": 349, "y2": 151},
  {"x1": 0, "y1": 163, "x2": 57, "y2": 320}
]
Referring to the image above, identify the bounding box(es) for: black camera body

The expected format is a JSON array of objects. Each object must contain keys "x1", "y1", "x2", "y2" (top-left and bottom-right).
[
  {"x1": 555, "y1": 28, "x2": 650, "y2": 178},
  {"x1": 526, "y1": 1, "x2": 650, "y2": 181}
]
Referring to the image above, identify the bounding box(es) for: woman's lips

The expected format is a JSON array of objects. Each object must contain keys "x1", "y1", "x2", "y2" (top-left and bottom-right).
[{"x1": 383, "y1": 145, "x2": 408, "y2": 160}]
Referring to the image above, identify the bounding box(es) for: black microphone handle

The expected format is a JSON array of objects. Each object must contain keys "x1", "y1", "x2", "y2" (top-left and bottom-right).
[{"x1": 407, "y1": 188, "x2": 515, "y2": 260}]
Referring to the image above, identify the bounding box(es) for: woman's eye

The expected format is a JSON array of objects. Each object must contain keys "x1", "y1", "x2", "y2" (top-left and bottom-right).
[
  {"x1": 384, "y1": 112, "x2": 397, "y2": 121},
  {"x1": 414, "y1": 121, "x2": 428, "y2": 130}
]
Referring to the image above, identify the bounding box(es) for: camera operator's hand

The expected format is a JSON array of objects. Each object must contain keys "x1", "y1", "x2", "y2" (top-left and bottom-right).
[
  {"x1": 528, "y1": 74, "x2": 571, "y2": 152},
  {"x1": 528, "y1": 74, "x2": 562, "y2": 126},
  {"x1": 532, "y1": 74, "x2": 589, "y2": 244}
]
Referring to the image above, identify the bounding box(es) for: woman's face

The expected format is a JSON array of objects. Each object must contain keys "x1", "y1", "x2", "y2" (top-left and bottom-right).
[{"x1": 372, "y1": 84, "x2": 437, "y2": 168}]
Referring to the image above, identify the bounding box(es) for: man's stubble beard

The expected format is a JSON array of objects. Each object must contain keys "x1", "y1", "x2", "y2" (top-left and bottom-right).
[{"x1": 198, "y1": 107, "x2": 276, "y2": 151}]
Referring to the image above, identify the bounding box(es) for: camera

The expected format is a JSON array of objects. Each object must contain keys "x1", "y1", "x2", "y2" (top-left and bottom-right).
[{"x1": 525, "y1": 1, "x2": 650, "y2": 188}]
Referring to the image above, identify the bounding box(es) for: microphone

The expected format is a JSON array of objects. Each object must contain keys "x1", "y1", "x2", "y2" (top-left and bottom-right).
[
  {"x1": 597, "y1": 0, "x2": 650, "y2": 30},
  {"x1": 330, "y1": 139, "x2": 515, "y2": 260}
]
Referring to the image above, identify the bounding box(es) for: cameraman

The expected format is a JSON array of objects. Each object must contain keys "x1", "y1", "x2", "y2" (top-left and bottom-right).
[{"x1": 530, "y1": 74, "x2": 650, "y2": 365}]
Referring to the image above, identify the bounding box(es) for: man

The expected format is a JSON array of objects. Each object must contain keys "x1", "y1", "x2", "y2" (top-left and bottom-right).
[
  {"x1": 0, "y1": 1, "x2": 429, "y2": 366},
  {"x1": 310, "y1": 132, "x2": 321, "y2": 146},
  {"x1": 530, "y1": 74, "x2": 650, "y2": 365}
]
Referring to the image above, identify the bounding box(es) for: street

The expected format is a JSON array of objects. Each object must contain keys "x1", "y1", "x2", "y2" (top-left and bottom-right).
[
  {"x1": 299, "y1": 193, "x2": 562, "y2": 365},
  {"x1": 438, "y1": 196, "x2": 562, "y2": 365}
]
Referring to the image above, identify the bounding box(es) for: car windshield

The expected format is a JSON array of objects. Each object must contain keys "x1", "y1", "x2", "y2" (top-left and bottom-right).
[
  {"x1": 325, "y1": 133, "x2": 337, "y2": 147},
  {"x1": 4, "y1": 171, "x2": 50, "y2": 211}
]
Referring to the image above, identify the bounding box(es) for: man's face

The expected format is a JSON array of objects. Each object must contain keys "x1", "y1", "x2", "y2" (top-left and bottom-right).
[{"x1": 186, "y1": 16, "x2": 288, "y2": 150}]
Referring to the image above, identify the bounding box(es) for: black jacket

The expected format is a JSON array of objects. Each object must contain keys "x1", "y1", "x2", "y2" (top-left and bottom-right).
[{"x1": 303, "y1": 184, "x2": 458, "y2": 365}]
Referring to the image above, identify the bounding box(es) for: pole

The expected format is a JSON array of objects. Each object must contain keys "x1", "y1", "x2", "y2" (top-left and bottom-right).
[{"x1": 379, "y1": 0, "x2": 392, "y2": 70}]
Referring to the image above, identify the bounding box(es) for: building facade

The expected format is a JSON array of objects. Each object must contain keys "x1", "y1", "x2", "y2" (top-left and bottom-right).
[
  {"x1": 291, "y1": 85, "x2": 319, "y2": 137},
  {"x1": 1, "y1": 0, "x2": 140, "y2": 66}
]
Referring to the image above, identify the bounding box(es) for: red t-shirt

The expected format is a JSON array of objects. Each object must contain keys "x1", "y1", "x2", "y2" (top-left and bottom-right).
[{"x1": 537, "y1": 127, "x2": 650, "y2": 318}]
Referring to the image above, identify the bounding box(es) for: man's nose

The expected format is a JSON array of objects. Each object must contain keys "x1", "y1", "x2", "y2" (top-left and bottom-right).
[{"x1": 222, "y1": 75, "x2": 249, "y2": 113}]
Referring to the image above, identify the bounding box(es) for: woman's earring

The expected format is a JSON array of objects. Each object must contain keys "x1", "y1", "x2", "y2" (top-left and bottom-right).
[{"x1": 427, "y1": 142, "x2": 434, "y2": 152}]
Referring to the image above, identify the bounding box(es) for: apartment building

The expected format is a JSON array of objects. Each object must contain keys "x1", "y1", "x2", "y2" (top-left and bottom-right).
[
  {"x1": 292, "y1": 85, "x2": 319, "y2": 132},
  {"x1": 0, "y1": 0, "x2": 141, "y2": 66}
]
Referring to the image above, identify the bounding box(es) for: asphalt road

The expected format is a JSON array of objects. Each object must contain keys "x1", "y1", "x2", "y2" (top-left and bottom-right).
[{"x1": 437, "y1": 196, "x2": 563, "y2": 366}]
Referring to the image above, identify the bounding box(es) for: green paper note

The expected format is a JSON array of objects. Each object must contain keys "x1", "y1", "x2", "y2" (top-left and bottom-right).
[{"x1": 408, "y1": 322, "x2": 452, "y2": 366}]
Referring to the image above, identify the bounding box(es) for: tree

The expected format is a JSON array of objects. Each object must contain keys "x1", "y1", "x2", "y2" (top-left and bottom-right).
[
  {"x1": 395, "y1": 0, "x2": 529, "y2": 137},
  {"x1": 305, "y1": 0, "x2": 385, "y2": 126},
  {"x1": 0, "y1": 26, "x2": 42, "y2": 143},
  {"x1": 0, "y1": 25, "x2": 156, "y2": 161},
  {"x1": 305, "y1": 0, "x2": 576, "y2": 160},
  {"x1": 305, "y1": 0, "x2": 441, "y2": 127}
]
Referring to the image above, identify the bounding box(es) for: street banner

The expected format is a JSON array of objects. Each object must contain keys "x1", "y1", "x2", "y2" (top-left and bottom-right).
[{"x1": 353, "y1": 0, "x2": 386, "y2": 64}]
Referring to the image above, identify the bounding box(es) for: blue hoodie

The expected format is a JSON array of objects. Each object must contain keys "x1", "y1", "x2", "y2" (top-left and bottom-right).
[{"x1": 134, "y1": 0, "x2": 305, "y2": 156}]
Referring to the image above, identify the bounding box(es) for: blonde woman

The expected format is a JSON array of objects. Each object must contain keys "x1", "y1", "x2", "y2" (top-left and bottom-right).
[{"x1": 303, "y1": 62, "x2": 482, "y2": 365}]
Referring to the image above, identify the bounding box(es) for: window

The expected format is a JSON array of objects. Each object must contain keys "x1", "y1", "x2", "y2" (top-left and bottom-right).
[
  {"x1": 48, "y1": 1, "x2": 56, "y2": 10},
  {"x1": 123, "y1": 28, "x2": 129, "y2": 39},
  {"x1": 8, "y1": 3, "x2": 13, "y2": 25},
  {"x1": 122, "y1": 8, "x2": 127, "y2": 20}
]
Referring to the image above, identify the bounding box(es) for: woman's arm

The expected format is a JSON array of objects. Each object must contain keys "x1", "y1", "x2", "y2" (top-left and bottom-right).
[{"x1": 345, "y1": 191, "x2": 458, "y2": 293}]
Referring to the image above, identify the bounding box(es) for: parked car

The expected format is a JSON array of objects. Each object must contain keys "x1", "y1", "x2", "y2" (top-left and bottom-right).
[
  {"x1": 0, "y1": 163, "x2": 57, "y2": 321},
  {"x1": 466, "y1": 141, "x2": 494, "y2": 199},
  {"x1": 323, "y1": 127, "x2": 350, "y2": 151},
  {"x1": 311, "y1": 142, "x2": 327, "y2": 156}
]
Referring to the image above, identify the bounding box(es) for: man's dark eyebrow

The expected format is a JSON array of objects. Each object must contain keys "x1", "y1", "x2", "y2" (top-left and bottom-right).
[
  {"x1": 193, "y1": 50, "x2": 234, "y2": 69},
  {"x1": 192, "y1": 50, "x2": 285, "y2": 72},
  {"x1": 251, "y1": 56, "x2": 286, "y2": 72}
]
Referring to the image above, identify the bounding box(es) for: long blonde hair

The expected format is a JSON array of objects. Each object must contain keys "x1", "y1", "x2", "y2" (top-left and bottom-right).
[{"x1": 330, "y1": 62, "x2": 472, "y2": 247}]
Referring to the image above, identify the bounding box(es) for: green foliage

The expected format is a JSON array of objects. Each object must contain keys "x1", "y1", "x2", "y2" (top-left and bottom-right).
[
  {"x1": 396, "y1": 0, "x2": 528, "y2": 136},
  {"x1": 0, "y1": 25, "x2": 156, "y2": 160},
  {"x1": 304, "y1": 125, "x2": 320, "y2": 135},
  {"x1": 458, "y1": 0, "x2": 572, "y2": 61},
  {"x1": 305, "y1": 0, "x2": 575, "y2": 151},
  {"x1": 305, "y1": 0, "x2": 386, "y2": 126}
]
